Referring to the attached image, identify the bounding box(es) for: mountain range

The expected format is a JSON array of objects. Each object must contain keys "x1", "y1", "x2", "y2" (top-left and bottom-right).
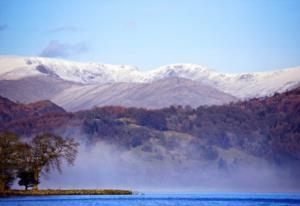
[{"x1": 0, "y1": 56, "x2": 299, "y2": 111}]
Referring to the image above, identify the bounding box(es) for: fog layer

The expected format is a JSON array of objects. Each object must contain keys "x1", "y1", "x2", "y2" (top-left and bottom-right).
[{"x1": 40, "y1": 142, "x2": 300, "y2": 192}]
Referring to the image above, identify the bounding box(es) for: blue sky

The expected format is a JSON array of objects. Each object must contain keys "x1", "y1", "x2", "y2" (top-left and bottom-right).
[{"x1": 0, "y1": 0, "x2": 299, "y2": 72}]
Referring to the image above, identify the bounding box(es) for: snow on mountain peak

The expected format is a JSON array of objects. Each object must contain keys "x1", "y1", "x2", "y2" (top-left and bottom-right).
[
  {"x1": 0, "y1": 56, "x2": 143, "y2": 84},
  {"x1": 145, "y1": 63, "x2": 218, "y2": 82},
  {"x1": 0, "y1": 56, "x2": 299, "y2": 99}
]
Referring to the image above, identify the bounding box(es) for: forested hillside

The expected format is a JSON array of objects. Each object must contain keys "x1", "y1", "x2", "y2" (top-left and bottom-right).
[{"x1": 1, "y1": 87, "x2": 299, "y2": 170}]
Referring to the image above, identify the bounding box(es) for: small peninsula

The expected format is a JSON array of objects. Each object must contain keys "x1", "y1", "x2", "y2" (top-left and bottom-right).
[{"x1": 0, "y1": 189, "x2": 133, "y2": 196}]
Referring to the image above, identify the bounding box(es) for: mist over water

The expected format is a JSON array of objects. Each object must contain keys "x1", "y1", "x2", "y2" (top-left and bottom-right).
[{"x1": 38, "y1": 142, "x2": 300, "y2": 192}]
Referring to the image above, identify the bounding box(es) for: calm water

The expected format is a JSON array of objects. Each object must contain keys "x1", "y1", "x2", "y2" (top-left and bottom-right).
[{"x1": 1, "y1": 193, "x2": 300, "y2": 206}]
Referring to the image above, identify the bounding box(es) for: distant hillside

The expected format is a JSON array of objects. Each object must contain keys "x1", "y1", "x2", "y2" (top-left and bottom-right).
[
  {"x1": 0, "y1": 87, "x2": 299, "y2": 169},
  {"x1": 0, "y1": 95, "x2": 65, "y2": 123},
  {"x1": 0, "y1": 95, "x2": 71, "y2": 135},
  {"x1": 52, "y1": 77, "x2": 237, "y2": 110}
]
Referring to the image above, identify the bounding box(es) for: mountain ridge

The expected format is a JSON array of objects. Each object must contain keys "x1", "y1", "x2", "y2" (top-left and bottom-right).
[
  {"x1": 1, "y1": 55, "x2": 299, "y2": 98},
  {"x1": 0, "y1": 55, "x2": 299, "y2": 111}
]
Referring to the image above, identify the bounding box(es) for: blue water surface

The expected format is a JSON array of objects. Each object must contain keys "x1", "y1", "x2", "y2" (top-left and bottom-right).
[{"x1": 1, "y1": 193, "x2": 300, "y2": 206}]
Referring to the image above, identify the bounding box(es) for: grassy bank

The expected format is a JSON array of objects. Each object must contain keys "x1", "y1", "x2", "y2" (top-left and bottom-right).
[{"x1": 0, "y1": 189, "x2": 133, "y2": 196}]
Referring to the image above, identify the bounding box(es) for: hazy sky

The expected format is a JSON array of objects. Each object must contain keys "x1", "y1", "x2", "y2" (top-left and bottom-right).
[{"x1": 0, "y1": 0, "x2": 300, "y2": 72}]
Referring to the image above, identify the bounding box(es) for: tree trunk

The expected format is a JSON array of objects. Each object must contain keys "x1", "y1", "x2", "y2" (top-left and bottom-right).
[
  {"x1": 0, "y1": 181, "x2": 5, "y2": 191},
  {"x1": 0, "y1": 170, "x2": 7, "y2": 191},
  {"x1": 33, "y1": 166, "x2": 40, "y2": 191}
]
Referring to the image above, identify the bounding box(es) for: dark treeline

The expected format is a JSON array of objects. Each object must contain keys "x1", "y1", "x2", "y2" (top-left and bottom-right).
[{"x1": 0, "y1": 132, "x2": 78, "y2": 191}]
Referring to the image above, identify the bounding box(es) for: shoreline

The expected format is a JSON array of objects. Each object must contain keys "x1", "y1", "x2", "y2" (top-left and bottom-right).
[{"x1": 0, "y1": 189, "x2": 133, "y2": 196}]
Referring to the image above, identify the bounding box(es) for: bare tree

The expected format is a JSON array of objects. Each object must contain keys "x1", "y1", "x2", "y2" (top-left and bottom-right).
[{"x1": 30, "y1": 133, "x2": 79, "y2": 190}]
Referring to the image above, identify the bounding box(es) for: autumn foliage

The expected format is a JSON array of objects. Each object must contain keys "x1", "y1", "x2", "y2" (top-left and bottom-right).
[{"x1": 1, "y1": 87, "x2": 300, "y2": 167}]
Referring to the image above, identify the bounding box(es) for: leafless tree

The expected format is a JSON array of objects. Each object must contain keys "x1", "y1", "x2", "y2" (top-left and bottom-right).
[{"x1": 30, "y1": 133, "x2": 79, "y2": 190}]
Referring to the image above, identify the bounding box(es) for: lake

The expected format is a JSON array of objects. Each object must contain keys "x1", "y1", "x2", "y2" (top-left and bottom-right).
[{"x1": 1, "y1": 193, "x2": 300, "y2": 206}]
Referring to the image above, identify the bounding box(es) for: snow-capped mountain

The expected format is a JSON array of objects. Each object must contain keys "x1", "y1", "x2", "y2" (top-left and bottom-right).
[
  {"x1": 0, "y1": 55, "x2": 299, "y2": 110},
  {"x1": 146, "y1": 64, "x2": 300, "y2": 98},
  {"x1": 0, "y1": 56, "x2": 144, "y2": 84},
  {"x1": 1, "y1": 56, "x2": 299, "y2": 98}
]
